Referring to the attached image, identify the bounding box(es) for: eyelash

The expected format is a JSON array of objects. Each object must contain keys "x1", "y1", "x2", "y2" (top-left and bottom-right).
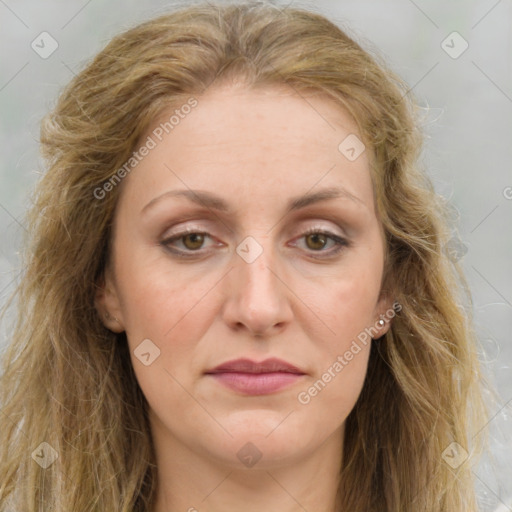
[{"x1": 160, "y1": 227, "x2": 350, "y2": 259}]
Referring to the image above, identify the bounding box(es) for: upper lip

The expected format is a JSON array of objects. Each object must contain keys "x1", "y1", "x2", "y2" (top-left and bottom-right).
[{"x1": 205, "y1": 358, "x2": 305, "y2": 375}]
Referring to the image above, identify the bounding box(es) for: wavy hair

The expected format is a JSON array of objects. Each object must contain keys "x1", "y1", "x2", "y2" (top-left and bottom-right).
[{"x1": 0, "y1": 1, "x2": 487, "y2": 510}]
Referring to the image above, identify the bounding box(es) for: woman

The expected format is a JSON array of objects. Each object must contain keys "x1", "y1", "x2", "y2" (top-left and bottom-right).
[{"x1": 0, "y1": 1, "x2": 488, "y2": 510}]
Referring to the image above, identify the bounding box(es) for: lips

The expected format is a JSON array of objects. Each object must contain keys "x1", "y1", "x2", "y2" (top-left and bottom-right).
[
  {"x1": 205, "y1": 357, "x2": 305, "y2": 375},
  {"x1": 204, "y1": 358, "x2": 306, "y2": 395}
]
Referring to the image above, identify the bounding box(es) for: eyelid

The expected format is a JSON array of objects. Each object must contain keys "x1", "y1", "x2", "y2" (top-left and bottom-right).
[
  {"x1": 295, "y1": 223, "x2": 346, "y2": 238},
  {"x1": 161, "y1": 222, "x2": 219, "y2": 241},
  {"x1": 162, "y1": 224, "x2": 211, "y2": 238}
]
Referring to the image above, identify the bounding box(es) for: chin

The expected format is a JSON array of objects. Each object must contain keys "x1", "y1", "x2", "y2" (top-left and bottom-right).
[{"x1": 209, "y1": 413, "x2": 317, "y2": 468}]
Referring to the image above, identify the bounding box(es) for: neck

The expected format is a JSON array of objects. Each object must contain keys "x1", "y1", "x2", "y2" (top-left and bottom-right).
[{"x1": 150, "y1": 423, "x2": 344, "y2": 512}]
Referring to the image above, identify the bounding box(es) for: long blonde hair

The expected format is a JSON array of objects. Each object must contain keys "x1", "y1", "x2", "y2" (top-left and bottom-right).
[{"x1": 0, "y1": 1, "x2": 487, "y2": 510}]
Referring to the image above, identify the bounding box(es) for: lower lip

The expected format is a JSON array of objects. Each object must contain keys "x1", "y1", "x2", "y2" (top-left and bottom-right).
[{"x1": 206, "y1": 372, "x2": 304, "y2": 395}]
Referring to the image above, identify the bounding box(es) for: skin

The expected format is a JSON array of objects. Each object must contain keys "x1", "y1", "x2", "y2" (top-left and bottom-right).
[{"x1": 96, "y1": 82, "x2": 393, "y2": 512}]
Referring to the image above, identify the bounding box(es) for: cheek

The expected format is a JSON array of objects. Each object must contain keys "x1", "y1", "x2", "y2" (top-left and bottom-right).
[
  {"x1": 117, "y1": 264, "x2": 221, "y2": 410},
  {"x1": 113, "y1": 243, "x2": 220, "y2": 352},
  {"x1": 295, "y1": 334, "x2": 371, "y2": 439},
  {"x1": 121, "y1": 271, "x2": 218, "y2": 346},
  {"x1": 296, "y1": 248, "x2": 381, "y2": 405},
  {"x1": 308, "y1": 265, "x2": 383, "y2": 343}
]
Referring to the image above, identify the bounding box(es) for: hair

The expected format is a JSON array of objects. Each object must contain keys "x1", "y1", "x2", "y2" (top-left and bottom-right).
[{"x1": 0, "y1": 1, "x2": 488, "y2": 510}]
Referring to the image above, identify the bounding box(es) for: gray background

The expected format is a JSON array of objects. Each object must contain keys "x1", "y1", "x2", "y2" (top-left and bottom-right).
[{"x1": 1, "y1": 0, "x2": 511, "y2": 508}]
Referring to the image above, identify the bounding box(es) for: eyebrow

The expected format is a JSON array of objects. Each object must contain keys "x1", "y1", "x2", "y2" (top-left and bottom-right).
[{"x1": 140, "y1": 186, "x2": 365, "y2": 215}]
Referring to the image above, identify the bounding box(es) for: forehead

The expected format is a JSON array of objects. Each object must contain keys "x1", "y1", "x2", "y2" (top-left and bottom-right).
[
  {"x1": 146, "y1": 83, "x2": 360, "y2": 155},
  {"x1": 120, "y1": 83, "x2": 375, "y2": 215}
]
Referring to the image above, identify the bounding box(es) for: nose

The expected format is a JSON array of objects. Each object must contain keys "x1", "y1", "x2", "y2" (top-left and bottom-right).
[{"x1": 221, "y1": 241, "x2": 293, "y2": 337}]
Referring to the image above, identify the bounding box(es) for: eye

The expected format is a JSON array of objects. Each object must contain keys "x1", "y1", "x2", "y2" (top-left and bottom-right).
[
  {"x1": 304, "y1": 232, "x2": 330, "y2": 250},
  {"x1": 180, "y1": 232, "x2": 206, "y2": 250},
  {"x1": 160, "y1": 227, "x2": 349, "y2": 259},
  {"x1": 160, "y1": 228, "x2": 218, "y2": 257},
  {"x1": 293, "y1": 228, "x2": 349, "y2": 257}
]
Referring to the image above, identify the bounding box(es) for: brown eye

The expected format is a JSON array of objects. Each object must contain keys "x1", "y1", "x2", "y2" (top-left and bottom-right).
[
  {"x1": 160, "y1": 230, "x2": 218, "y2": 258},
  {"x1": 305, "y1": 233, "x2": 328, "y2": 250},
  {"x1": 294, "y1": 230, "x2": 349, "y2": 258},
  {"x1": 182, "y1": 233, "x2": 205, "y2": 250}
]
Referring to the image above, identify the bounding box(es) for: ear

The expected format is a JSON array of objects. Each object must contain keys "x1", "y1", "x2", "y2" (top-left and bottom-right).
[
  {"x1": 94, "y1": 266, "x2": 125, "y2": 333},
  {"x1": 372, "y1": 290, "x2": 398, "y2": 339}
]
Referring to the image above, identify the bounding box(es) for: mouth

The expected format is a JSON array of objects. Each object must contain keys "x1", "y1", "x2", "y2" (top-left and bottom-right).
[{"x1": 204, "y1": 358, "x2": 306, "y2": 395}]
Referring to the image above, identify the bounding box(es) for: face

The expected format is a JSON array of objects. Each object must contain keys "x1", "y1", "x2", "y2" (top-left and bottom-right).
[{"x1": 96, "y1": 83, "x2": 392, "y2": 470}]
